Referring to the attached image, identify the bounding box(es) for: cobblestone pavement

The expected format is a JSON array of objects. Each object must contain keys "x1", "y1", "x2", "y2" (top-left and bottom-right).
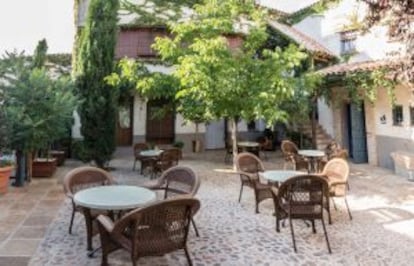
[{"x1": 2, "y1": 149, "x2": 414, "y2": 265}]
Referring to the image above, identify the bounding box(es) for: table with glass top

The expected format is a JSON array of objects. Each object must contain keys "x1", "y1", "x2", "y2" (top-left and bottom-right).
[{"x1": 298, "y1": 149, "x2": 325, "y2": 173}]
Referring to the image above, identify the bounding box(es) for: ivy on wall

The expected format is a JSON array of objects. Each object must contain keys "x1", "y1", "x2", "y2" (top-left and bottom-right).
[
  {"x1": 280, "y1": 0, "x2": 340, "y2": 25},
  {"x1": 322, "y1": 69, "x2": 397, "y2": 107}
]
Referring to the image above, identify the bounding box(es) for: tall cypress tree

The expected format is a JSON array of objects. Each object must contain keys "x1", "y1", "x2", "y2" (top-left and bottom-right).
[{"x1": 74, "y1": 0, "x2": 119, "y2": 168}]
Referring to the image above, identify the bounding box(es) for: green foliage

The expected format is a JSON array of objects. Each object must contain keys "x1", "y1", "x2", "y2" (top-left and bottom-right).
[
  {"x1": 172, "y1": 140, "x2": 184, "y2": 149},
  {"x1": 343, "y1": 69, "x2": 397, "y2": 105},
  {"x1": 153, "y1": 0, "x2": 307, "y2": 127},
  {"x1": 74, "y1": 0, "x2": 120, "y2": 168},
  {"x1": 121, "y1": 0, "x2": 202, "y2": 27},
  {"x1": 0, "y1": 50, "x2": 77, "y2": 155},
  {"x1": 281, "y1": 0, "x2": 340, "y2": 25},
  {"x1": 32, "y1": 39, "x2": 48, "y2": 69}
]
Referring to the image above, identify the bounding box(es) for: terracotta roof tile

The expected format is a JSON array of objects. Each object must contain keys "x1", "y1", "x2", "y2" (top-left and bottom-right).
[
  {"x1": 317, "y1": 59, "x2": 400, "y2": 75},
  {"x1": 268, "y1": 20, "x2": 334, "y2": 57}
]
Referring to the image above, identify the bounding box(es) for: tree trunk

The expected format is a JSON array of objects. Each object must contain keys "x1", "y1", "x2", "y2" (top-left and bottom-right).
[
  {"x1": 311, "y1": 98, "x2": 317, "y2": 149},
  {"x1": 231, "y1": 117, "x2": 238, "y2": 170}
]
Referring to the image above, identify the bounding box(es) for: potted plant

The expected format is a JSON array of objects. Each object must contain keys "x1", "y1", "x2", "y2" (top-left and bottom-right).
[
  {"x1": 172, "y1": 140, "x2": 184, "y2": 159},
  {"x1": 0, "y1": 155, "x2": 14, "y2": 194},
  {"x1": 0, "y1": 41, "x2": 77, "y2": 181}
]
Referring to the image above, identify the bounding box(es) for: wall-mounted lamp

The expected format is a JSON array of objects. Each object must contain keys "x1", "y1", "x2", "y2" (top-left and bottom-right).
[{"x1": 380, "y1": 114, "x2": 386, "y2": 124}]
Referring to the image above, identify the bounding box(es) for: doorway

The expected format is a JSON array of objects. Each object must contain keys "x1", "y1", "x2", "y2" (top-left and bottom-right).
[
  {"x1": 146, "y1": 98, "x2": 175, "y2": 144},
  {"x1": 346, "y1": 103, "x2": 368, "y2": 163},
  {"x1": 116, "y1": 98, "x2": 133, "y2": 146}
]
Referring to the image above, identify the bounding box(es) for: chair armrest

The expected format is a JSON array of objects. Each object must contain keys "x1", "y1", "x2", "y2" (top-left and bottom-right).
[
  {"x1": 330, "y1": 180, "x2": 347, "y2": 186},
  {"x1": 97, "y1": 214, "x2": 115, "y2": 233}
]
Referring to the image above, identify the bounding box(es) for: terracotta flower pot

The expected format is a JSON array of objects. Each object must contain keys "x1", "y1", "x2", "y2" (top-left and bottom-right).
[{"x1": 0, "y1": 166, "x2": 13, "y2": 194}]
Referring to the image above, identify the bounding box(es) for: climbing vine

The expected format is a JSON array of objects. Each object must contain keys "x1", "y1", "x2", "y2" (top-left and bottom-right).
[
  {"x1": 343, "y1": 69, "x2": 397, "y2": 105},
  {"x1": 280, "y1": 0, "x2": 340, "y2": 25}
]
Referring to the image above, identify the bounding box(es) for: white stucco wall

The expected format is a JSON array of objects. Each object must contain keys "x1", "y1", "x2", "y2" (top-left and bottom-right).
[
  {"x1": 317, "y1": 98, "x2": 334, "y2": 137},
  {"x1": 293, "y1": 0, "x2": 402, "y2": 61},
  {"x1": 375, "y1": 84, "x2": 414, "y2": 140},
  {"x1": 175, "y1": 114, "x2": 206, "y2": 134}
]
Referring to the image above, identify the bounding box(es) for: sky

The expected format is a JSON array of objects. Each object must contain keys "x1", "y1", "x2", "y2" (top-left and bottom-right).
[{"x1": 0, "y1": 0, "x2": 75, "y2": 56}]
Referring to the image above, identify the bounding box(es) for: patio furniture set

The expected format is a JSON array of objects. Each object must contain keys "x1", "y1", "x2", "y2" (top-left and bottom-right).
[
  {"x1": 132, "y1": 142, "x2": 181, "y2": 178},
  {"x1": 235, "y1": 139, "x2": 352, "y2": 253},
  {"x1": 63, "y1": 164, "x2": 201, "y2": 266}
]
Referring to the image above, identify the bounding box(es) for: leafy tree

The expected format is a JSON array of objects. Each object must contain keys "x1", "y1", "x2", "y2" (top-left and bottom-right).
[
  {"x1": 108, "y1": 0, "x2": 307, "y2": 165},
  {"x1": 74, "y1": 0, "x2": 120, "y2": 168},
  {"x1": 0, "y1": 42, "x2": 77, "y2": 184},
  {"x1": 153, "y1": 0, "x2": 307, "y2": 162},
  {"x1": 361, "y1": 0, "x2": 413, "y2": 83}
]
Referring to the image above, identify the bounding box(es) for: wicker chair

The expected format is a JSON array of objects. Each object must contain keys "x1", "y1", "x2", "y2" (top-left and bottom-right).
[
  {"x1": 97, "y1": 197, "x2": 200, "y2": 266},
  {"x1": 133, "y1": 143, "x2": 150, "y2": 173},
  {"x1": 318, "y1": 141, "x2": 349, "y2": 171},
  {"x1": 281, "y1": 140, "x2": 309, "y2": 171},
  {"x1": 319, "y1": 158, "x2": 352, "y2": 224},
  {"x1": 153, "y1": 148, "x2": 180, "y2": 176},
  {"x1": 63, "y1": 166, "x2": 115, "y2": 251},
  {"x1": 271, "y1": 174, "x2": 331, "y2": 253},
  {"x1": 235, "y1": 152, "x2": 272, "y2": 213},
  {"x1": 146, "y1": 166, "x2": 201, "y2": 237}
]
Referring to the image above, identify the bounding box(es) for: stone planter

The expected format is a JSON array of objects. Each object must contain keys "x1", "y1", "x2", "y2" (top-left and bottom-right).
[
  {"x1": 0, "y1": 166, "x2": 13, "y2": 194},
  {"x1": 32, "y1": 158, "x2": 57, "y2": 177}
]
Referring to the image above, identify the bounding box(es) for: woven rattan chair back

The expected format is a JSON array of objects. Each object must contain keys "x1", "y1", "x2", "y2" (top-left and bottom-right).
[
  {"x1": 159, "y1": 166, "x2": 200, "y2": 199},
  {"x1": 281, "y1": 140, "x2": 299, "y2": 158},
  {"x1": 155, "y1": 148, "x2": 180, "y2": 173},
  {"x1": 102, "y1": 197, "x2": 200, "y2": 265},
  {"x1": 235, "y1": 152, "x2": 264, "y2": 174},
  {"x1": 235, "y1": 152, "x2": 271, "y2": 213},
  {"x1": 62, "y1": 166, "x2": 115, "y2": 250},
  {"x1": 63, "y1": 166, "x2": 114, "y2": 196},
  {"x1": 275, "y1": 174, "x2": 331, "y2": 253},
  {"x1": 321, "y1": 158, "x2": 349, "y2": 188}
]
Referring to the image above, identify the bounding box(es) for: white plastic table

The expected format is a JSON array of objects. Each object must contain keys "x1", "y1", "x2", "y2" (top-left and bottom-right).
[
  {"x1": 74, "y1": 185, "x2": 156, "y2": 210},
  {"x1": 298, "y1": 149, "x2": 325, "y2": 173},
  {"x1": 260, "y1": 170, "x2": 306, "y2": 185}
]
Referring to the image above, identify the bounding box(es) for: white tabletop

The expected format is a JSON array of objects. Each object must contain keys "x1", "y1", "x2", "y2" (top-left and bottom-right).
[
  {"x1": 140, "y1": 150, "x2": 163, "y2": 157},
  {"x1": 298, "y1": 149, "x2": 325, "y2": 157},
  {"x1": 238, "y1": 141, "x2": 259, "y2": 147},
  {"x1": 74, "y1": 185, "x2": 156, "y2": 210},
  {"x1": 260, "y1": 170, "x2": 306, "y2": 183}
]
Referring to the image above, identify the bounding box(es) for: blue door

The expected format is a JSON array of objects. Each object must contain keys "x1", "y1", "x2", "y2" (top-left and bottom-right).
[{"x1": 348, "y1": 103, "x2": 368, "y2": 163}]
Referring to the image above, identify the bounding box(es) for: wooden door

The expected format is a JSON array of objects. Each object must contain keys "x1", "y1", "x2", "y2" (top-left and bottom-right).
[
  {"x1": 116, "y1": 99, "x2": 133, "y2": 146},
  {"x1": 146, "y1": 99, "x2": 174, "y2": 144},
  {"x1": 348, "y1": 103, "x2": 368, "y2": 163}
]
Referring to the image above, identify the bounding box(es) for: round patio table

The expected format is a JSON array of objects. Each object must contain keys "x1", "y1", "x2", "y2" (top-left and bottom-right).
[
  {"x1": 74, "y1": 185, "x2": 156, "y2": 210},
  {"x1": 298, "y1": 149, "x2": 325, "y2": 173},
  {"x1": 238, "y1": 141, "x2": 260, "y2": 157},
  {"x1": 260, "y1": 170, "x2": 306, "y2": 186},
  {"x1": 74, "y1": 185, "x2": 156, "y2": 257}
]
